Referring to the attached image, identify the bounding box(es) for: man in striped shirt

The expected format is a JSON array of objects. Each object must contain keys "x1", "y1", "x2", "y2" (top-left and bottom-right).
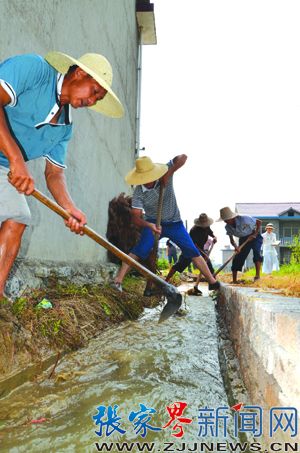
[
  {"x1": 0, "y1": 52, "x2": 123, "y2": 300},
  {"x1": 113, "y1": 155, "x2": 220, "y2": 292}
]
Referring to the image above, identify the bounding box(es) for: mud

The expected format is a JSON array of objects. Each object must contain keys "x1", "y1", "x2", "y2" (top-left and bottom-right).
[{"x1": 0, "y1": 277, "x2": 162, "y2": 386}]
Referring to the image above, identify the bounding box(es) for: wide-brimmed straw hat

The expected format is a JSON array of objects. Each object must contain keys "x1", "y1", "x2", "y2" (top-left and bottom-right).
[
  {"x1": 125, "y1": 156, "x2": 168, "y2": 185},
  {"x1": 265, "y1": 223, "x2": 274, "y2": 230},
  {"x1": 217, "y1": 206, "x2": 238, "y2": 222},
  {"x1": 45, "y1": 51, "x2": 124, "y2": 118},
  {"x1": 194, "y1": 213, "x2": 214, "y2": 228}
]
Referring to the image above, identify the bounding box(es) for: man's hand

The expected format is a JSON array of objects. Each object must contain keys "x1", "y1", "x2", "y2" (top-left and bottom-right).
[
  {"x1": 248, "y1": 233, "x2": 257, "y2": 241},
  {"x1": 148, "y1": 223, "x2": 162, "y2": 235},
  {"x1": 8, "y1": 162, "x2": 35, "y2": 195},
  {"x1": 64, "y1": 206, "x2": 87, "y2": 235},
  {"x1": 234, "y1": 246, "x2": 241, "y2": 254},
  {"x1": 213, "y1": 237, "x2": 217, "y2": 244},
  {"x1": 159, "y1": 154, "x2": 187, "y2": 187}
]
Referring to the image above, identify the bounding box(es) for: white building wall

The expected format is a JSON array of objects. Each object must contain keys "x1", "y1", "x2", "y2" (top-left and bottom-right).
[{"x1": 0, "y1": 0, "x2": 138, "y2": 264}]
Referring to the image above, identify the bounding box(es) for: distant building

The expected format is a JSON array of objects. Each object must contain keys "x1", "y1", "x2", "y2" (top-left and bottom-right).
[
  {"x1": 220, "y1": 245, "x2": 235, "y2": 272},
  {"x1": 234, "y1": 203, "x2": 300, "y2": 267}
]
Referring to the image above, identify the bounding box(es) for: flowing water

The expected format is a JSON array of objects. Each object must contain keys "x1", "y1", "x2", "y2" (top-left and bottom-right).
[{"x1": 0, "y1": 288, "x2": 242, "y2": 452}]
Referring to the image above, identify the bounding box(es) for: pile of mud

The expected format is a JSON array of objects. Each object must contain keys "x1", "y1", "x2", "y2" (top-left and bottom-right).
[{"x1": 0, "y1": 278, "x2": 162, "y2": 383}]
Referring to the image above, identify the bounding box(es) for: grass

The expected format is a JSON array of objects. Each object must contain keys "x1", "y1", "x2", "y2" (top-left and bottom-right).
[
  {"x1": 244, "y1": 263, "x2": 300, "y2": 277},
  {"x1": 219, "y1": 263, "x2": 300, "y2": 298}
]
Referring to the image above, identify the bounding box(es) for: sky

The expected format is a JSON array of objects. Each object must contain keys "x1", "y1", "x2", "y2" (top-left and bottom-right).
[{"x1": 139, "y1": 0, "x2": 300, "y2": 263}]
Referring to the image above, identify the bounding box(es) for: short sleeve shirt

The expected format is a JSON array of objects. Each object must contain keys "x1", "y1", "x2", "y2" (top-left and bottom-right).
[
  {"x1": 0, "y1": 54, "x2": 73, "y2": 168},
  {"x1": 131, "y1": 160, "x2": 181, "y2": 223},
  {"x1": 189, "y1": 226, "x2": 215, "y2": 249},
  {"x1": 225, "y1": 215, "x2": 256, "y2": 238}
]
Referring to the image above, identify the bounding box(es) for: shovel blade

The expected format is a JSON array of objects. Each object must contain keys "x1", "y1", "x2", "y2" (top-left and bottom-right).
[{"x1": 158, "y1": 292, "x2": 182, "y2": 323}]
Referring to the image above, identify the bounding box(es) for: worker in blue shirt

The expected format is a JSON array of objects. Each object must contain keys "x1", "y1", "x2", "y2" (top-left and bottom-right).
[
  {"x1": 218, "y1": 206, "x2": 263, "y2": 283},
  {"x1": 0, "y1": 51, "x2": 123, "y2": 299}
]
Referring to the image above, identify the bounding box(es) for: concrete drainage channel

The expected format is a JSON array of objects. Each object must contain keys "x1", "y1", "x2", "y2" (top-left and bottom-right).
[
  {"x1": 0, "y1": 282, "x2": 298, "y2": 451},
  {"x1": 216, "y1": 283, "x2": 300, "y2": 447}
]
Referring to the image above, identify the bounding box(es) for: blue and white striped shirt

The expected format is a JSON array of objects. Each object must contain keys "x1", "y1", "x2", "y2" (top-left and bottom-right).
[{"x1": 132, "y1": 160, "x2": 181, "y2": 223}]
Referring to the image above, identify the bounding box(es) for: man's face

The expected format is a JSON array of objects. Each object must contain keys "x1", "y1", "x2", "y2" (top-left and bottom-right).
[
  {"x1": 225, "y1": 218, "x2": 236, "y2": 225},
  {"x1": 143, "y1": 180, "x2": 156, "y2": 189},
  {"x1": 67, "y1": 68, "x2": 107, "y2": 109}
]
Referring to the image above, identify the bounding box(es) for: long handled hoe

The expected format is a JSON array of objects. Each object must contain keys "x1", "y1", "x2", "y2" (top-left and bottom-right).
[{"x1": 31, "y1": 189, "x2": 182, "y2": 323}]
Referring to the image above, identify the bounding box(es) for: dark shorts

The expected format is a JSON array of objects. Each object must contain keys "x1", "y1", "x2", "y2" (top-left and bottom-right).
[
  {"x1": 232, "y1": 234, "x2": 263, "y2": 272},
  {"x1": 173, "y1": 254, "x2": 214, "y2": 274},
  {"x1": 131, "y1": 221, "x2": 200, "y2": 261},
  {"x1": 173, "y1": 255, "x2": 192, "y2": 273}
]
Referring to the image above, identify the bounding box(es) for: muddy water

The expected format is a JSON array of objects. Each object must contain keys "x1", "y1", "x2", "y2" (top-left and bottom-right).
[{"x1": 0, "y1": 289, "x2": 239, "y2": 452}]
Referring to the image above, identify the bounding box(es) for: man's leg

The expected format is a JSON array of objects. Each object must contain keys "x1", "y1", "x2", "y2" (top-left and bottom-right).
[
  {"x1": 164, "y1": 222, "x2": 217, "y2": 285},
  {"x1": 231, "y1": 237, "x2": 253, "y2": 283},
  {"x1": 0, "y1": 220, "x2": 26, "y2": 297},
  {"x1": 165, "y1": 266, "x2": 176, "y2": 282},
  {"x1": 254, "y1": 261, "x2": 261, "y2": 280},
  {"x1": 114, "y1": 226, "x2": 154, "y2": 287},
  {"x1": 192, "y1": 256, "x2": 217, "y2": 284},
  {"x1": 232, "y1": 270, "x2": 238, "y2": 284},
  {"x1": 166, "y1": 221, "x2": 219, "y2": 287},
  {"x1": 165, "y1": 255, "x2": 191, "y2": 282},
  {"x1": 252, "y1": 235, "x2": 263, "y2": 280},
  {"x1": 114, "y1": 253, "x2": 139, "y2": 285}
]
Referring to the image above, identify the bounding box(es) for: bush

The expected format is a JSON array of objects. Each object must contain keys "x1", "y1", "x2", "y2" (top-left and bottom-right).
[
  {"x1": 290, "y1": 234, "x2": 300, "y2": 264},
  {"x1": 157, "y1": 257, "x2": 169, "y2": 270}
]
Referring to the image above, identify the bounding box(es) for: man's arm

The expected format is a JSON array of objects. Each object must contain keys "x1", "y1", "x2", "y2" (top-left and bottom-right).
[
  {"x1": 229, "y1": 235, "x2": 240, "y2": 253},
  {"x1": 45, "y1": 160, "x2": 86, "y2": 234},
  {"x1": 254, "y1": 219, "x2": 262, "y2": 235},
  {"x1": 160, "y1": 154, "x2": 187, "y2": 186},
  {"x1": 209, "y1": 228, "x2": 217, "y2": 243},
  {"x1": 0, "y1": 86, "x2": 34, "y2": 194},
  {"x1": 131, "y1": 208, "x2": 161, "y2": 235},
  {"x1": 248, "y1": 219, "x2": 262, "y2": 240}
]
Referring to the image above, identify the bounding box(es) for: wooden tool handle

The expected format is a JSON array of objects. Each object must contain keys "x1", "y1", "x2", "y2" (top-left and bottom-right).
[
  {"x1": 31, "y1": 189, "x2": 169, "y2": 287},
  {"x1": 213, "y1": 236, "x2": 252, "y2": 277}
]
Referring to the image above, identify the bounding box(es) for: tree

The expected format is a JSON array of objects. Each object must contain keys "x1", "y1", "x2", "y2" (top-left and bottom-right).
[{"x1": 290, "y1": 234, "x2": 300, "y2": 264}]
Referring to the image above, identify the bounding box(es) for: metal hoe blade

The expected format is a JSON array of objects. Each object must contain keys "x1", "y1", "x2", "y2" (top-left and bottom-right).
[{"x1": 159, "y1": 283, "x2": 182, "y2": 323}]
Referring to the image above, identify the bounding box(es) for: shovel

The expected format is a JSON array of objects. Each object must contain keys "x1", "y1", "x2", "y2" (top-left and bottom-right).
[
  {"x1": 31, "y1": 189, "x2": 181, "y2": 323},
  {"x1": 213, "y1": 236, "x2": 252, "y2": 277}
]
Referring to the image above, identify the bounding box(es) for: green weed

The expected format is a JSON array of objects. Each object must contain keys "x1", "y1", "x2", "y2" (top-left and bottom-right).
[{"x1": 11, "y1": 297, "x2": 28, "y2": 316}]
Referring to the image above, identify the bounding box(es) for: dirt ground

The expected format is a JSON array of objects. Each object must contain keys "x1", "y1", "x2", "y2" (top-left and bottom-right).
[
  {"x1": 0, "y1": 277, "x2": 162, "y2": 383},
  {"x1": 218, "y1": 272, "x2": 300, "y2": 298},
  {"x1": 171, "y1": 270, "x2": 300, "y2": 298}
]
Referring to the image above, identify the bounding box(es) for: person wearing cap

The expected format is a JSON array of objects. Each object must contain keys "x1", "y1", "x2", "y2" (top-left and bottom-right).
[
  {"x1": 218, "y1": 207, "x2": 263, "y2": 283},
  {"x1": 113, "y1": 155, "x2": 220, "y2": 292},
  {"x1": 0, "y1": 51, "x2": 123, "y2": 300},
  {"x1": 165, "y1": 213, "x2": 217, "y2": 295},
  {"x1": 262, "y1": 223, "x2": 279, "y2": 274}
]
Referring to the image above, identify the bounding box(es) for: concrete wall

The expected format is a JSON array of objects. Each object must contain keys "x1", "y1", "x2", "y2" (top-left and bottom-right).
[
  {"x1": 0, "y1": 0, "x2": 137, "y2": 265},
  {"x1": 218, "y1": 285, "x2": 300, "y2": 442}
]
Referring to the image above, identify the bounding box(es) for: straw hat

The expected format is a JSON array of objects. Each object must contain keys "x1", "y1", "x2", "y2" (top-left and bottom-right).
[
  {"x1": 265, "y1": 223, "x2": 274, "y2": 230},
  {"x1": 217, "y1": 206, "x2": 238, "y2": 222},
  {"x1": 194, "y1": 213, "x2": 213, "y2": 228},
  {"x1": 45, "y1": 51, "x2": 124, "y2": 118},
  {"x1": 125, "y1": 156, "x2": 168, "y2": 185}
]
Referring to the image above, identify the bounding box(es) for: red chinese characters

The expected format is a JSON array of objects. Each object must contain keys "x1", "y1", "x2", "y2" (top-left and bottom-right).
[{"x1": 163, "y1": 401, "x2": 192, "y2": 438}]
